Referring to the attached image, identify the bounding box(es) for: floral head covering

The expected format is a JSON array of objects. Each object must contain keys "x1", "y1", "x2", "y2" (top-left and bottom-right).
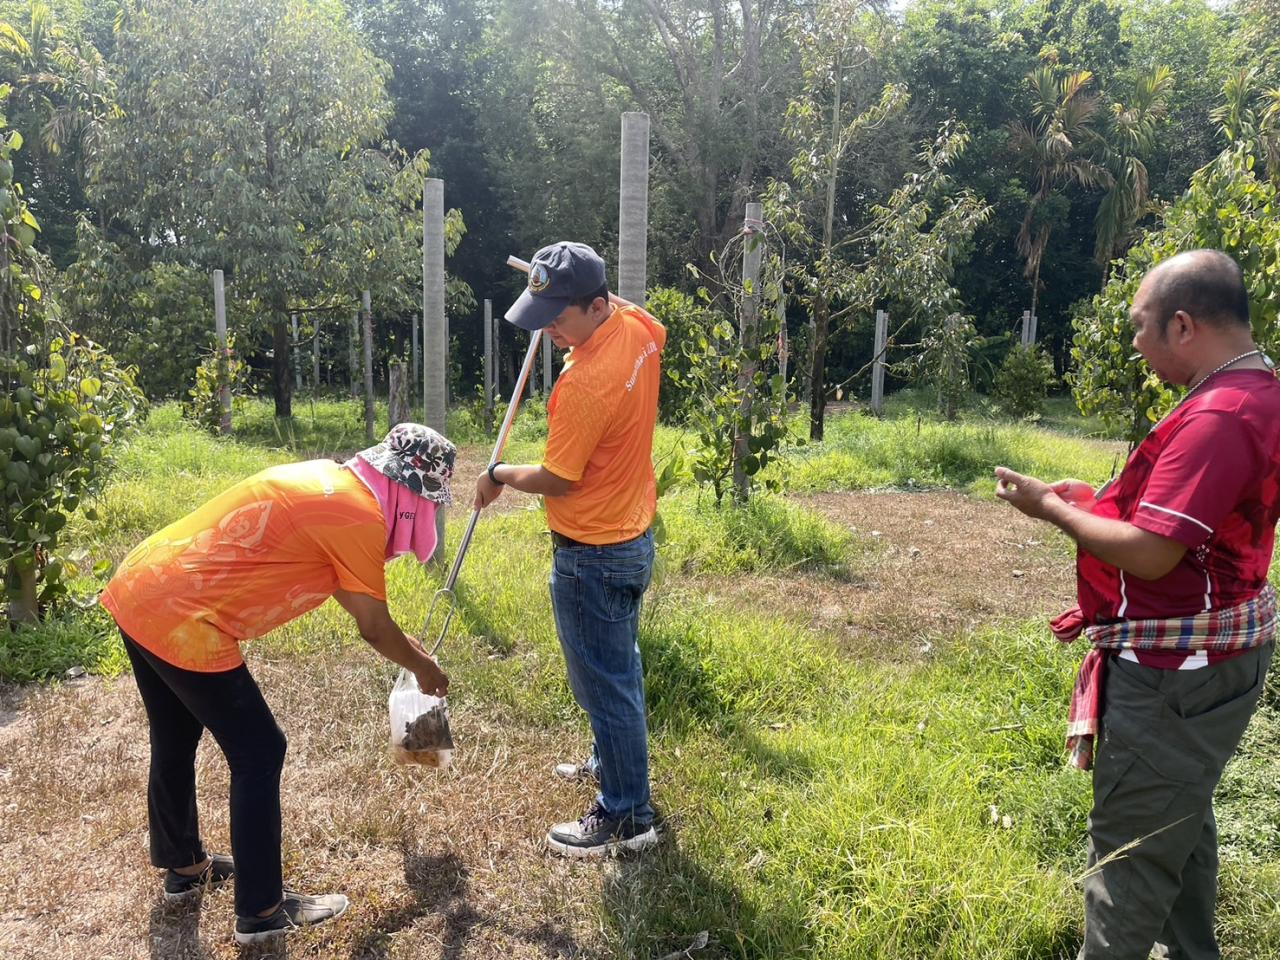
[{"x1": 354, "y1": 423, "x2": 455, "y2": 506}]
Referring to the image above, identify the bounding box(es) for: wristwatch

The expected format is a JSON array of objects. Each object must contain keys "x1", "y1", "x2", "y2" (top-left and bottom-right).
[{"x1": 487, "y1": 461, "x2": 505, "y2": 486}]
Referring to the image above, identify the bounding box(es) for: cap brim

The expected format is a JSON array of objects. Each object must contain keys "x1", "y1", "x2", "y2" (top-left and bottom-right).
[{"x1": 505, "y1": 289, "x2": 569, "y2": 331}]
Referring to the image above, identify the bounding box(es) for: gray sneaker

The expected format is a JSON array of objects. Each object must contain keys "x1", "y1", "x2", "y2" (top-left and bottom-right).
[
  {"x1": 553, "y1": 758, "x2": 597, "y2": 783},
  {"x1": 546, "y1": 802, "x2": 658, "y2": 858},
  {"x1": 234, "y1": 890, "x2": 349, "y2": 944}
]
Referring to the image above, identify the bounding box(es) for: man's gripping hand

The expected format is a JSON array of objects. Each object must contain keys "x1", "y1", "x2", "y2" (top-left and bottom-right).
[
  {"x1": 474, "y1": 470, "x2": 504, "y2": 510},
  {"x1": 1048, "y1": 479, "x2": 1097, "y2": 512}
]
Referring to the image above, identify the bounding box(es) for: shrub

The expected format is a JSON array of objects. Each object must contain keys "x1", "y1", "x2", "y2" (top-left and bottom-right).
[
  {"x1": 645, "y1": 286, "x2": 721, "y2": 423},
  {"x1": 994, "y1": 344, "x2": 1057, "y2": 417}
]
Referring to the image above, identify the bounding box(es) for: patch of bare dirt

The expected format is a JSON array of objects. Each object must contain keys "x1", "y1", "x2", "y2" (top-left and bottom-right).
[
  {"x1": 452, "y1": 446, "x2": 540, "y2": 516},
  {"x1": 695, "y1": 490, "x2": 1078, "y2": 657}
]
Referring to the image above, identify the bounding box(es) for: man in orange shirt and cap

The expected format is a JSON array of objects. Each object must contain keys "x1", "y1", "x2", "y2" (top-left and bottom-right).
[
  {"x1": 102, "y1": 424, "x2": 453, "y2": 943},
  {"x1": 474, "y1": 241, "x2": 666, "y2": 857}
]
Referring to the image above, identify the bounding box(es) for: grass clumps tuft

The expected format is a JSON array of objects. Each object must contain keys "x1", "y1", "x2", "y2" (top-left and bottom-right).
[
  {"x1": 659, "y1": 492, "x2": 855, "y2": 579},
  {"x1": 0, "y1": 605, "x2": 127, "y2": 682}
]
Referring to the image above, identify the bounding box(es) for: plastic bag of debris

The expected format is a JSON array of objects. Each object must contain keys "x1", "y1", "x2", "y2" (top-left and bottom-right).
[{"x1": 388, "y1": 667, "x2": 454, "y2": 768}]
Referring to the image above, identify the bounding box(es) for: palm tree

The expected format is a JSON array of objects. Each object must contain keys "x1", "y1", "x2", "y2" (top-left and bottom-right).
[
  {"x1": 1094, "y1": 66, "x2": 1175, "y2": 279},
  {"x1": 1, "y1": 3, "x2": 117, "y2": 154},
  {"x1": 1009, "y1": 67, "x2": 1109, "y2": 321},
  {"x1": 1212, "y1": 68, "x2": 1280, "y2": 182}
]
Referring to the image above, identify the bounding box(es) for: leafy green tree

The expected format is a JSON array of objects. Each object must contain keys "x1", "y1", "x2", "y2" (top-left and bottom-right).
[
  {"x1": 993, "y1": 343, "x2": 1057, "y2": 417},
  {"x1": 1211, "y1": 67, "x2": 1280, "y2": 181},
  {"x1": 529, "y1": 0, "x2": 797, "y2": 271},
  {"x1": 907, "y1": 312, "x2": 982, "y2": 421},
  {"x1": 1071, "y1": 143, "x2": 1280, "y2": 440},
  {"x1": 353, "y1": 0, "x2": 512, "y2": 386},
  {"x1": 0, "y1": 1, "x2": 117, "y2": 264},
  {"x1": 0, "y1": 89, "x2": 142, "y2": 624},
  {"x1": 769, "y1": 5, "x2": 990, "y2": 442},
  {"x1": 1236, "y1": 0, "x2": 1280, "y2": 85},
  {"x1": 892, "y1": 0, "x2": 1041, "y2": 349},
  {"x1": 89, "y1": 0, "x2": 458, "y2": 417},
  {"x1": 669, "y1": 309, "x2": 788, "y2": 505},
  {"x1": 1008, "y1": 66, "x2": 1108, "y2": 320},
  {"x1": 764, "y1": 0, "x2": 911, "y2": 441},
  {"x1": 1120, "y1": 0, "x2": 1232, "y2": 200},
  {"x1": 1093, "y1": 65, "x2": 1174, "y2": 275},
  {"x1": 58, "y1": 221, "x2": 210, "y2": 398}
]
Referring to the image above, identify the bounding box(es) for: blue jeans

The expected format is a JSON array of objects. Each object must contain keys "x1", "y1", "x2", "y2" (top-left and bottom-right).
[{"x1": 549, "y1": 529, "x2": 655, "y2": 827}]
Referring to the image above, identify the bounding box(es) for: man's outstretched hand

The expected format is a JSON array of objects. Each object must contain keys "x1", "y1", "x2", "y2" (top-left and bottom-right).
[{"x1": 994, "y1": 466, "x2": 1059, "y2": 520}]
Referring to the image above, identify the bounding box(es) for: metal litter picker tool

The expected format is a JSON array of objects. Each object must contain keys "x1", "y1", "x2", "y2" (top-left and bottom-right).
[{"x1": 388, "y1": 254, "x2": 544, "y2": 768}]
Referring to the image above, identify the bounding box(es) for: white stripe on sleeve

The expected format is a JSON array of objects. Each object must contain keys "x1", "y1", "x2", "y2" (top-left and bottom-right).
[{"x1": 1138, "y1": 501, "x2": 1213, "y2": 534}]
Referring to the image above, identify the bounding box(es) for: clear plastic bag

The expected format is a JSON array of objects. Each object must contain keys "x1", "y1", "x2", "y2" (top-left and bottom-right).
[{"x1": 387, "y1": 667, "x2": 454, "y2": 768}]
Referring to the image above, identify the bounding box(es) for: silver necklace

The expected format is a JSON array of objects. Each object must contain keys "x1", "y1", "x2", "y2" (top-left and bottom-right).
[{"x1": 1185, "y1": 349, "x2": 1263, "y2": 398}]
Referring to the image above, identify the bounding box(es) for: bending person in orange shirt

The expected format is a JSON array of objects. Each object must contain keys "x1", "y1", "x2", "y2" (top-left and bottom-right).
[
  {"x1": 474, "y1": 241, "x2": 666, "y2": 857},
  {"x1": 101, "y1": 423, "x2": 453, "y2": 944}
]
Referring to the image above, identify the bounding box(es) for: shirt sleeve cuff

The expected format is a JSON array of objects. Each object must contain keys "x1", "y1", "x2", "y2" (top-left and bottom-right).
[
  {"x1": 1132, "y1": 503, "x2": 1212, "y2": 549},
  {"x1": 542, "y1": 460, "x2": 582, "y2": 483},
  {"x1": 336, "y1": 577, "x2": 386, "y2": 601}
]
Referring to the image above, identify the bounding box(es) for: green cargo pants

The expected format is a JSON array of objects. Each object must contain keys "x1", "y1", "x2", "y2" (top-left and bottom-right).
[{"x1": 1078, "y1": 642, "x2": 1273, "y2": 960}]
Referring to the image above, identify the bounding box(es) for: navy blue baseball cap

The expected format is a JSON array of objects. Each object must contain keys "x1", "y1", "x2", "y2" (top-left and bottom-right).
[{"x1": 505, "y1": 241, "x2": 608, "y2": 331}]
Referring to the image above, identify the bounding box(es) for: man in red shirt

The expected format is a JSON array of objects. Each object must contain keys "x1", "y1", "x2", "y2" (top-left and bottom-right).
[{"x1": 996, "y1": 250, "x2": 1279, "y2": 960}]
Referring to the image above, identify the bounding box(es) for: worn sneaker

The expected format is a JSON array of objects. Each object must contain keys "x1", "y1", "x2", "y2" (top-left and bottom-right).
[
  {"x1": 553, "y1": 758, "x2": 598, "y2": 783},
  {"x1": 233, "y1": 890, "x2": 350, "y2": 944},
  {"x1": 546, "y1": 803, "x2": 658, "y2": 858},
  {"x1": 163, "y1": 854, "x2": 234, "y2": 901}
]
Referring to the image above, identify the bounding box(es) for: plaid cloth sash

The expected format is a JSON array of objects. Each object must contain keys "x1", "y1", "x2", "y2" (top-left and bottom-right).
[{"x1": 1050, "y1": 584, "x2": 1277, "y2": 770}]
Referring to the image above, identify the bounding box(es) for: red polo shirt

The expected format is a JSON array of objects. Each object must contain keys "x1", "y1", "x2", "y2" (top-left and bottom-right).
[{"x1": 1078, "y1": 368, "x2": 1280, "y2": 668}]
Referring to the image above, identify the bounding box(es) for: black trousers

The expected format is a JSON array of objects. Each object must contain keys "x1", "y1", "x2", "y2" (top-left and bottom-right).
[{"x1": 122, "y1": 631, "x2": 286, "y2": 916}]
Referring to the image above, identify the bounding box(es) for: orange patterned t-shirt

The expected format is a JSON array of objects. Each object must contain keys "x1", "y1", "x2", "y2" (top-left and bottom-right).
[
  {"x1": 101, "y1": 459, "x2": 385, "y2": 672},
  {"x1": 542, "y1": 305, "x2": 666, "y2": 544}
]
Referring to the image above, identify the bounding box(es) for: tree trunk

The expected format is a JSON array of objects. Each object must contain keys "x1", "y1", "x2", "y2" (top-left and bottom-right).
[
  {"x1": 7, "y1": 559, "x2": 38, "y2": 626},
  {"x1": 807, "y1": 51, "x2": 842, "y2": 445},
  {"x1": 271, "y1": 314, "x2": 292, "y2": 419},
  {"x1": 388, "y1": 361, "x2": 410, "y2": 431},
  {"x1": 809, "y1": 295, "x2": 830, "y2": 442}
]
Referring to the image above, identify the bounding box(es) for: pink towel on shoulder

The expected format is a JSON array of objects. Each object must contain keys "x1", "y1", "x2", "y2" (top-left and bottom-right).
[{"x1": 345, "y1": 455, "x2": 439, "y2": 563}]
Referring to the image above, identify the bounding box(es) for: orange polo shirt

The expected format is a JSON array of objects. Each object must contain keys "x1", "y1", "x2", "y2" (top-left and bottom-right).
[
  {"x1": 101, "y1": 460, "x2": 385, "y2": 672},
  {"x1": 542, "y1": 304, "x2": 666, "y2": 544}
]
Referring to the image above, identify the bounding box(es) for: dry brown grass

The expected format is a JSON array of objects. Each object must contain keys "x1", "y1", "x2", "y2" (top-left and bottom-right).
[
  {"x1": 0, "y1": 653, "x2": 614, "y2": 959},
  {"x1": 691, "y1": 491, "x2": 1077, "y2": 658}
]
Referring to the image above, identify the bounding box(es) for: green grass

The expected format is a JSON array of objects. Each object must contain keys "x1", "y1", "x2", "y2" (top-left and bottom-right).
[
  {"x1": 7, "y1": 396, "x2": 1280, "y2": 958},
  {"x1": 876, "y1": 387, "x2": 1123, "y2": 440},
  {"x1": 658, "y1": 492, "x2": 856, "y2": 579},
  {"x1": 779, "y1": 406, "x2": 1124, "y2": 498}
]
